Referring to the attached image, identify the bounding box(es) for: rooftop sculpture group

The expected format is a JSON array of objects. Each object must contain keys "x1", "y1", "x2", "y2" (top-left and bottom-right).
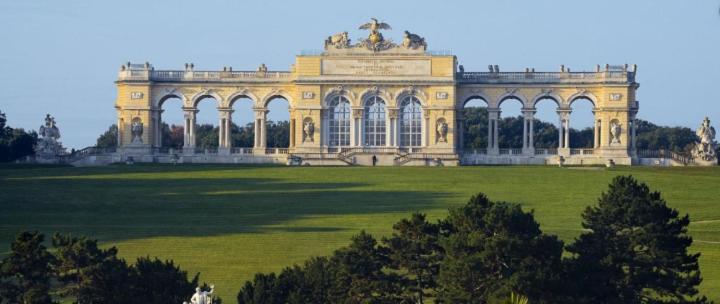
[{"x1": 324, "y1": 18, "x2": 426, "y2": 52}]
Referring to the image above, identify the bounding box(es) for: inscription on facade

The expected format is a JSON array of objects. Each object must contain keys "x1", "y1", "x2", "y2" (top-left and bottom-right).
[
  {"x1": 130, "y1": 92, "x2": 144, "y2": 100},
  {"x1": 321, "y1": 59, "x2": 431, "y2": 76}
]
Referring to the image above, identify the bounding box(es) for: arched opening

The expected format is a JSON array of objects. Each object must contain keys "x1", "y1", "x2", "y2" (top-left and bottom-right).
[
  {"x1": 363, "y1": 96, "x2": 387, "y2": 146},
  {"x1": 229, "y1": 96, "x2": 255, "y2": 150},
  {"x1": 399, "y1": 96, "x2": 422, "y2": 147},
  {"x1": 533, "y1": 97, "x2": 560, "y2": 149},
  {"x1": 498, "y1": 97, "x2": 523, "y2": 149},
  {"x1": 158, "y1": 96, "x2": 185, "y2": 150},
  {"x1": 461, "y1": 97, "x2": 489, "y2": 152},
  {"x1": 265, "y1": 96, "x2": 290, "y2": 148},
  {"x1": 194, "y1": 96, "x2": 220, "y2": 149},
  {"x1": 569, "y1": 97, "x2": 596, "y2": 149},
  {"x1": 327, "y1": 95, "x2": 351, "y2": 147}
]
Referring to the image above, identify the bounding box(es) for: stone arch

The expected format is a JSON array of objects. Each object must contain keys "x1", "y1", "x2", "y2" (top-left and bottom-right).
[
  {"x1": 496, "y1": 91, "x2": 529, "y2": 109},
  {"x1": 260, "y1": 89, "x2": 293, "y2": 108},
  {"x1": 154, "y1": 89, "x2": 188, "y2": 108},
  {"x1": 393, "y1": 87, "x2": 428, "y2": 107},
  {"x1": 323, "y1": 86, "x2": 357, "y2": 107},
  {"x1": 227, "y1": 89, "x2": 259, "y2": 107},
  {"x1": 459, "y1": 93, "x2": 491, "y2": 108},
  {"x1": 359, "y1": 87, "x2": 392, "y2": 106},
  {"x1": 530, "y1": 92, "x2": 564, "y2": 108},
  {"x1": 567, "y1": 91, "x2": 598, "y2": 109},
  {"x1": 190, "y1": 90, "x2": 224, "y2": 108}
]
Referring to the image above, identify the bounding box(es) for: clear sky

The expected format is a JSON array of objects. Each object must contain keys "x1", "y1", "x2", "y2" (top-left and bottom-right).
[{"x1": 1, "y1": 0, "x2": 719, "y2": 149}]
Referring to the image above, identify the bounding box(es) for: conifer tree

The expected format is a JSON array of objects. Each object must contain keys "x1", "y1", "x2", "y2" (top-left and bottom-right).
[
  {"x1": 567, "y1": 175, "x2": 710, "y2": 303},
  {"x1": 0, "y1": 231, "x2": 55, "y2": 304},
  {"x1": 383, "y1": 212, "x2": 442, "y2": 303},
  {"x1": 436, "y1": 194, "x2": 564, "y2": 304}
]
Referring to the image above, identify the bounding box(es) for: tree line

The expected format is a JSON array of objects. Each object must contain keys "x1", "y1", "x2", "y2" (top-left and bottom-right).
[
  {"x1": 461, "y1": 107, "x2": 697, "y2": 151},
  {"x1": 235, "y1": 176, "x2": 709, "y2": 304},
  {"x1": 0, "y1": 176, "x2": 711, "y2": 303},
  {"x1": 0, "y1": 233, "x2": 217, "y2": 304}
]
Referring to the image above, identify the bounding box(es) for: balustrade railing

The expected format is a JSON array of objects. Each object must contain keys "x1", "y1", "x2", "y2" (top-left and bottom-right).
[
  {"x1": 118, "y1": 70, "x2": 293, "y2": 82},
  {"x1": 458, "y1": 71, "x2": 635, "y2": 84},
  {"x1": 231, "y1": 147, "x2": 253, "y2": 154}
]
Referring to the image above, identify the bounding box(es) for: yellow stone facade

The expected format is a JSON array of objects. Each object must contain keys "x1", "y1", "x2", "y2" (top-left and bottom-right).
[{"x1": 114, "y1": 21, "x2": 639, "y2": 166}]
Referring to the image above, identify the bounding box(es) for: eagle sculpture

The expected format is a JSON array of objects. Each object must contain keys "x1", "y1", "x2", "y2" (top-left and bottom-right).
[
  {"x1": 358, "y1": 18, "x2": 391, "y2": 32},
  {"x1": 359, "y1": 18, "x2": 391, "y2": 46}
]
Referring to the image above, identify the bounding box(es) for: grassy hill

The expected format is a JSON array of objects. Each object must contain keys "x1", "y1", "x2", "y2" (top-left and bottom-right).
[{"x1": 1, "y1": 164, "x2": 718, "y2": 301}]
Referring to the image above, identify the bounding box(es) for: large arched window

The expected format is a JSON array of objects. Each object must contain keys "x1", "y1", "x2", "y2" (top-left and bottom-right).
[
  {"x1": 364, "y1": 96, "x2": 386, "y2": 146},
  {"x1": 327, "y1": 96, "x2": 351, "y2": 147},
  {"x1": 399, "y1": 96, "x2": 422, "y2": 147}
]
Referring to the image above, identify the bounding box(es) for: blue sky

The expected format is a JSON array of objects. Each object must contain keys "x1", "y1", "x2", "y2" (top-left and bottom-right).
[{"x1": 1, "y1": 0, "x2": 718, "y2": 148}]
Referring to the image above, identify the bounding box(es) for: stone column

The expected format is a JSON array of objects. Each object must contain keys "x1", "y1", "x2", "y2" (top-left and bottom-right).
[
  {"x1": 218, "y1": 108, "x2": 233, "y2": 153},
  {"x1": 182, "y1": 108, "x2": 197, "y2": 151},
  {"x1": 557, "y1": 110, "x2": 571, "y2": 155},
  {"x1": 630, "y1": 114, "x2": 638, "y2": 156},
  {"x1": 593, "y1": 119, "x2": 600, "y2": 148},
  {"x1": 522, "y1": 109, "x2": 535, "y2": 155},
  {"x1": 387, "y1": 108, "x2": 398, "y2": 147},
  {"x1": 254, "y1": 108, "x2": 267, "y2": 153},
  {"x1": 352, "y1": 108, "x2": 363, "y2": 147},
  {"x1": 487, "y1": 109, "x2": 500, "y2": 154},
  {"x1": 456, "y1": 113, "x2": 464, "y2": 152}
]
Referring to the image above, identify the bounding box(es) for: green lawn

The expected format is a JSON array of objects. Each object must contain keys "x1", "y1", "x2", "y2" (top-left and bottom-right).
[{"x1": 1, "y1": 164, "x2": 719, "y2": 301}]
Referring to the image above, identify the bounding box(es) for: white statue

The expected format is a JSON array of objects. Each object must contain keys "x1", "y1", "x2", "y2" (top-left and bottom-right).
[
  {"x1": 131, "y1": 119, "x2": 143, "y2": 144},
  {"x1": 692, "y1": 117, "x2": 717, "y2": 162},
  {"x1": 610, "y1": 121, "x2": 621, "y2": 144},
  {"x1": 188, "y1": 285, "x2": 214, "y2": 304},
  {"x1": 436, "y1": 121, "x2": 448, "y2": 143},
  {"x1": 35, "y1": 114, "x2": 66, "y2": 162},
  {"x1": 303, "y1": 120, "x2": 314, "y2": 143}
]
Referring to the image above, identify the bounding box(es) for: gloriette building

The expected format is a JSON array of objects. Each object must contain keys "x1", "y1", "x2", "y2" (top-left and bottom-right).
[{"x1": 114, "y1": 19, "x2": 639, "y2": 166}]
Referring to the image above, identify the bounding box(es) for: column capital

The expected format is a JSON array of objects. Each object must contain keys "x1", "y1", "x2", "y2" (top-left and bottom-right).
[{"x1": 182, "y1": 107, "x2": 199, "y2": 113}]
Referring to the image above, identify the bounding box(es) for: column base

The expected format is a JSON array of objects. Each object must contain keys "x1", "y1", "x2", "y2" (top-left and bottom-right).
[
  {"x1": 522, "y1": 147, "x2": 535, "y2": 156},
  {"x1": 558, "y1": 148, "x2": 570, "y2": 157},
  {"x1": 183, "y1": 147, "x2": 195, "y2": 155}
]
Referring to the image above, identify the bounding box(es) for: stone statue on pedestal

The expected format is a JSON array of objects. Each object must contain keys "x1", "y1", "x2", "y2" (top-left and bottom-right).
[
  {"x1": 184, "y1": 285, "x2": 214, "y2": 304},
  {"x1": 692, "y1": 117, "x2": 717, "y2": 162},
  {"x1": 35, "y1": 114, "x2": 66, "y2": 162},
  {"x1": 610, "y1": 121, "x2": 622, "y2": 145},
  {"x1": 131, "y1": 119, "x2": 144, "y2": 144},
  {"x1": 436, "y1": 121, "x2": 448, "y2": 143},
  {"x1": 303, "y1": 120, "x2": 314, "y2": 143}
]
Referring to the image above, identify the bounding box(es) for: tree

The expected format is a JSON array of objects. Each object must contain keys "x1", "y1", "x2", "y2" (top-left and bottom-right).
[
  {"x1": 567, "y1": 176, "x2": 710, "y2": 303},
  {"x1": 95, "y1": 124, "x2": 118, "y2": 148},
  {"x1": 52, "y1": 233, "x2": 133, "y2": 304},
  {"x1": 231, "y1": 122, "x2": 254, "y2": 148},
  {"x1": 383, "y1": 212, "x2": 442, "y2": 303},
  {"x1": 266, "y1": 120, "x2": 289, "y2": 148},
  {"x1": 195, "y1": 124, "x2": 219, "y2": 149},
  {"x1": 462, "y1": 107, "x2": 489, "y2": 150},
  {"x1": 635, "y1": 119, "x2": 697, "y2": 153},
  {"x1": 161, "y1": 123, "x2": 184, "y2": 149},
  {"x1": 131, "y1": 256, "x2": 199, "y2": 304},
  {"x1": 328, "y1": 231, "x2": 407, "y2": 304},
  {"x1": 436, "y1": 194, "x2": 564, "y2": 304},
  {"x1": 0, "y1": 128, "x2": 37, "y2": 162},
  {"x1": 0, "y1": 231, "x2": 55, "y2": 304}
]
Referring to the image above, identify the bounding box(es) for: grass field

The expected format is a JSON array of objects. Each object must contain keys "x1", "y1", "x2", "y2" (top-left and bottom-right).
[{"x1": 1, "y1": 164, "x2": 719, "y2": 301}]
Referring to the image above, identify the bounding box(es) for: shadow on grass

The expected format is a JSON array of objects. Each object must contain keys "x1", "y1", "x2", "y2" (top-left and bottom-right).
[{"x1": 0, "y1": 168, "x2": 450, "y2": 249}]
